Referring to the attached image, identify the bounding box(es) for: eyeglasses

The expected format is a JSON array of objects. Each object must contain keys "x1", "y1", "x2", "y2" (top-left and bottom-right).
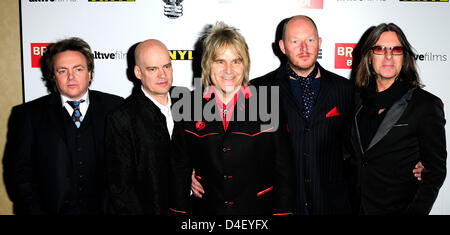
[{"x1": 371, "y1": 46, "x2": 404, "y2": 55}]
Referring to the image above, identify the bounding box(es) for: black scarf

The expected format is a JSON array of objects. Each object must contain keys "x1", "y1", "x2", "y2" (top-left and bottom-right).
[
  {"x1": 358, "y1": 78, "x2": 411, "y2": 150},
  {"x1": 361, "y1": 78, "x2": 411, "y2": 110}
]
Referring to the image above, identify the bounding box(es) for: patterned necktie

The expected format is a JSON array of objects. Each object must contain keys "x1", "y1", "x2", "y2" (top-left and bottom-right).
[
  {"x1": 67, "y1": 99, "x2": 85, "y2": 128},
  {"x1": 287, "y1": 63, "x2": 319, "y2": 120}
]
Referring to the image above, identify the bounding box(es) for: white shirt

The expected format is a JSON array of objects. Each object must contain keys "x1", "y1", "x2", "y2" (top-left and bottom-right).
[
  {"x1": 141, "y1": 86, "x2": 174, "y2": 138},
  {"x1": 61, "y1": 90, "x2": 90, "y2": 122}
]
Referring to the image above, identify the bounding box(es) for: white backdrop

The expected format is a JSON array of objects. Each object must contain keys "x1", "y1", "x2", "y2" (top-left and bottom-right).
[{"x1": 20, "y1": 0, "x2": 450, "y2": 214}]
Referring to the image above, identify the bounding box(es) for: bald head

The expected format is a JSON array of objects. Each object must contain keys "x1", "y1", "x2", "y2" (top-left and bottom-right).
[
  {"x1": 134, "y1": 39, "x2": 170, "y2": 66},
  {"x1": 282, "y1": 15, "x2": 319, "y2": 41},
  {"x1": 133, "y1": 39, "x2": 173, "y2": 104},
  {"x1": 279, "y1": 15, "x2": 322, "y2": 76}
]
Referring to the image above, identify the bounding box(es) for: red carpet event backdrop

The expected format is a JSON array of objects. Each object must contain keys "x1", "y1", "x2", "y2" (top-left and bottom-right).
[{"x1": 20, "y1": 0, "x2": 450, "y2": 214}]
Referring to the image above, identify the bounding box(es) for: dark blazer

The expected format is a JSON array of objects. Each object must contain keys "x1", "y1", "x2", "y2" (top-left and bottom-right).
[
  {"x1": 251, "y1": 64, "x2": 354, "y2": 215},
  {"x1": 350, "y1": 88, "x2": 447, "y2": 214},
  {"x1": 170, "y1": 87, "x2": 295, "y2": 215},
  {"x1": 3, "y1": 90, "x2": 123, "y2": 215},
  {"x1": 105, "y1": 88, "x2": 172, "y2": 215}
]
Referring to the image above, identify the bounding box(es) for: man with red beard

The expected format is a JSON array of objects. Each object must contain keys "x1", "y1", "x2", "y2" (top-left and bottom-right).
[{"x1": 251, "y1": 15, "x2": 354, "y2": 215}]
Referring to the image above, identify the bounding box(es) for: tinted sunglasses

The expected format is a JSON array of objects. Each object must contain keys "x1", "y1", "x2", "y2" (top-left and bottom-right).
[{"x1": 371, "y1": 46, "x2": 404, "y2": 55}]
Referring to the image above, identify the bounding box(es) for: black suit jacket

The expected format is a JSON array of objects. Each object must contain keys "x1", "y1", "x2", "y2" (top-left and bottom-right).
[
  {"x1": 105, "y1": 88, "x2": 173, "y2": 215},
  {"x1": 251, "y1": 64, "x2": 354, "y2": 214},
  {"x1": 350, "y1": 88, "x2": 447, "y2": 214},
  {"x1": 3, "y1": 90, "x2": 123, "y2": 214},
  {"x1": 170, "y1": 87, "x2": 295, "y2": 215}
]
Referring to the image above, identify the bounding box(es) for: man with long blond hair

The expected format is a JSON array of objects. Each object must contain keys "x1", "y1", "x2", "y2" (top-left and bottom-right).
[{"x1": 170, "y1": 22, "x2": 294, "y2": 215}]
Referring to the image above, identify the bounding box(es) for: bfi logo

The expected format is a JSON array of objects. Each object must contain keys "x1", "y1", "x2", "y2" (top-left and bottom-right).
[
  {"x1": 297, "y1": 0, "x2": 323, "y2": 9},
  {"x1": 335, "y1": 43, "x2": 356, "y2": 69},
  {"x1": 31, "y1": 43, "x2": 52, "y2": 68}
]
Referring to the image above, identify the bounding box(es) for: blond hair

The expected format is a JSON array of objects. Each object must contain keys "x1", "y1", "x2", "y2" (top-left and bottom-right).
[{"x1": 201, "y1": 21, "x2": 250, "y2": 87}]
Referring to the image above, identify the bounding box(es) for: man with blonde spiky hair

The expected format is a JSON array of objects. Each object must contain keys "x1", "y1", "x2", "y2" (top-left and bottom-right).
[{"x1": 170, "y1": 22, "x2": 294, "y2": 215}]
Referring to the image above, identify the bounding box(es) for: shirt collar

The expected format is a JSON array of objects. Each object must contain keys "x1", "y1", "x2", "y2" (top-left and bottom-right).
[
  {"x1": 141, "y1": 85, "x2": 171, "y2": 109},
  {"x1": 60, "y1": 90, "x2": 90, "y2": 107},
  {"x1": 203, "y1": 85, "x2": 252, "y2": 101}
]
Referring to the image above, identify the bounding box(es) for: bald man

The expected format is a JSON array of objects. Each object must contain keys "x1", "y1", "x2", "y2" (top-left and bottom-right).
[
  {"x1": 251, "y1": 15, "x2": 354, "y2": 215},
  {"x1": 104, "y1": 39, "x2": 174, "y2": 214}
]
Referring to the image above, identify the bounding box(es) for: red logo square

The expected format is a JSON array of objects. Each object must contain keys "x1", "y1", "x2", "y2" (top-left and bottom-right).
[
  {"x1": 335, "y1": 43, "x2": 357, "y2": 69},
  {"x1": 31, "y1": 43, "x2": 53, "y2": 68}
]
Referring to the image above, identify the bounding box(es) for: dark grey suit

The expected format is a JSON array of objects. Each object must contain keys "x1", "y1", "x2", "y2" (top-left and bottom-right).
[{"x1": 3, "y1": 90, "x2": 123, "y2": 214}]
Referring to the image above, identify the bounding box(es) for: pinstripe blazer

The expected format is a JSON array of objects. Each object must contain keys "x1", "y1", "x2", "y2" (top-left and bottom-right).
[{"x1": 251, "y1": 64, "x2": 354, "y2": 214}]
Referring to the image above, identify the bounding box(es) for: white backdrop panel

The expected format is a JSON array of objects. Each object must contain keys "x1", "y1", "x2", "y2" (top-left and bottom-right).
[{"x1": 20, "y1": 0, "x2": 450, "y2": 214}]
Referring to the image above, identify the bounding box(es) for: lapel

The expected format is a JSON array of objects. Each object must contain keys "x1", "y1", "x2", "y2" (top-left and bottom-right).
[
  {"x1": 82, "y1": 91, "x2": 94, "y2": 128},
  {"x1": 276, "y1": 66, "x2": 303, "y2": 118},
  {"x1": 309, "y1": 65, "x2": 333, "y2": 126},
  {"x1": 46, "y1": 92, "x2": 68, "y2": 142},
  {"x1": 84, "y1": 90, "x2": 103, "y2": 142},
  {"x1": 199, "y1": 87, "x2": 223, "y2": 137},
  {"x1": 352, "y1": 95, "x2": 365, "y2": 155},
  {"x1": 137, "y1": 88, "x2": 161, "y2": 118},
  {"x1": 225, "y1": 90, "x2": 249, "y2": 136},
  {"x1": 365, "y1": 89, "x2": 413, "y2": 151},
  {"x1": 136, "y1": 89, "x2": 172, "y2": 139},
  {"x1": 277, "y1": 64, "x2": 335, "y2": 125}
]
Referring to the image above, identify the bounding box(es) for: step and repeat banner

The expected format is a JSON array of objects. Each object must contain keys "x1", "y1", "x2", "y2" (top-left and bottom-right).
[{"x1": 20, "y1": 0, "x2": 450, "y2": 214}]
